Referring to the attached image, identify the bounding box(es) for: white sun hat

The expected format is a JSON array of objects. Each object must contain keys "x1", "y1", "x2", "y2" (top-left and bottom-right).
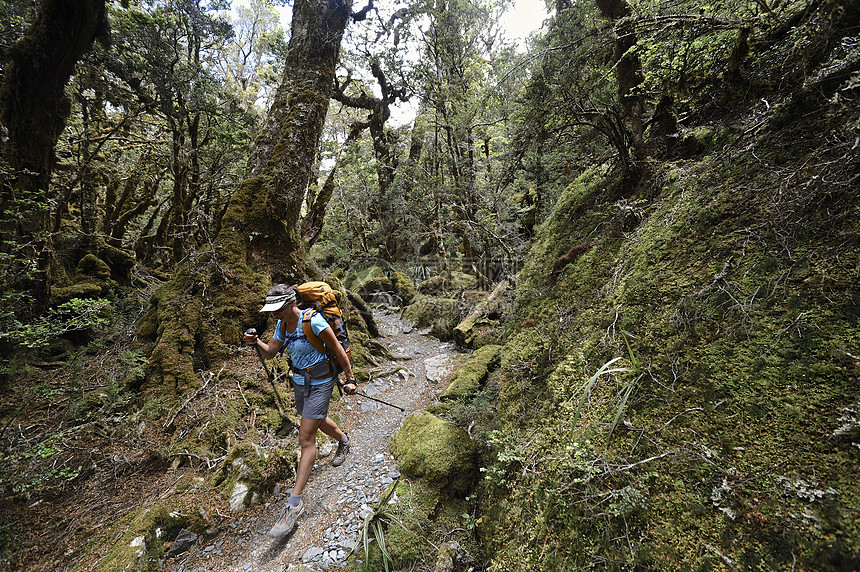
[{"x1": 259, "y1": 290, "x2": 296, "y2": 312}]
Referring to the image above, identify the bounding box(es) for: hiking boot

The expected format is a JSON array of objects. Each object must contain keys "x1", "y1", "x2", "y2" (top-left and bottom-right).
[
  {"x1": 268, "y1": 498, "x2": 304, "y2": 538},
  {"x1": 332, "y1": 436, "x2": 350, "y2": 467}
]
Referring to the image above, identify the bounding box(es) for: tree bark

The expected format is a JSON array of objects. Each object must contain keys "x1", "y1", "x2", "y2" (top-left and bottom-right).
[
  {"x1": 144, "y1": 0, "x2": 354, "y2": 389},
  {"x1": 0, "y1": 0, "x2": 107, "y2": 313},
  {"x1": 301, "y1": 121, "x2": 366, "y2": 247},
  {"x1": 331, "y1": 61, "x2": 406, "y2": 197},
  {"x1": 596, "y1": 0, "x2": 645, "y2": 163}
]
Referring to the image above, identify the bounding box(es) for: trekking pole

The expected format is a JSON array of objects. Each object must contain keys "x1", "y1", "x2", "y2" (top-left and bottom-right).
[
  {"x1": 246, "y1": 329, "x2": 287, "y2": 414},
  {"x1": 337, "y1": 380, "x2": 405, "y2": 412}
]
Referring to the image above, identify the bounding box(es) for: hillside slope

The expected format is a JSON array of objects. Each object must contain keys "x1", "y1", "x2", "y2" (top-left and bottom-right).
[{"x1": 477, "y1": 50, "x2": 860, "y2": 572}]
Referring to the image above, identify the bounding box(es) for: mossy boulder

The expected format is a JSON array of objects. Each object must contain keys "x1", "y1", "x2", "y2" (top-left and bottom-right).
[
  {"x1": 345, "y1": 266, "x2": 393, "y2": 302},
  {"x1": 390, "y1": 411, "x2": 479, "y2": 496},
  {"x1": 390, "y1": 271, "x2": 417, "y2": 305},
  {"x1": 92, "y1": 502, "x2": 187, "y2": 571},
  {"x1": 401, "y1": 298, "x2": 459, "y2": 328},
  {"x1": 417, "y1": 271, "x2": 478, "y2": 296},
  {"x1": 440, "y1": 345, "x2": 502, "y2": 402},
  {"x1": 401, "y1": 297, "x2": 464, "y2": 340},
  {"x1": 50, "y1": 254, "x2": 119, "y2": 306},
  {"x1": 210, "y1": 442, "x2": 295, "y2": 512},
  {"x1": 49, "y1": 282, "x2": 106, "y2": 306},
  {"x1": 76, "y1": 253, "x2": 112, "y2": 282},
  {"x1": 96, "y1": 240, "x2": 136, "y2": 284}
]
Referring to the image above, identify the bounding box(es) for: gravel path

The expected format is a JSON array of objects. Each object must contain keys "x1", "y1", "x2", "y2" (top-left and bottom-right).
[{"x1": 166, "y1": 310, "x2": 460, "y2": 571}]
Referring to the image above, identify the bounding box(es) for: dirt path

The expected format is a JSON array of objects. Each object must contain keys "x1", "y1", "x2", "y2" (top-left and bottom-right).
[{"x1": 165, "y1": 310, "x2": 460, "y2": 572}]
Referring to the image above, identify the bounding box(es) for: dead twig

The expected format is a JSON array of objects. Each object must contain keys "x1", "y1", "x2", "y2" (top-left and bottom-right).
[{"x1": 163, "y1": 369, "x2": 218, "y2": 429}]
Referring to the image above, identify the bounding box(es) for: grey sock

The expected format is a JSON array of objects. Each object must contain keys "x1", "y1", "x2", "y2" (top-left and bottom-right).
[{"x1": 288, "y1": 494, "x2": 301, "y2": 507}]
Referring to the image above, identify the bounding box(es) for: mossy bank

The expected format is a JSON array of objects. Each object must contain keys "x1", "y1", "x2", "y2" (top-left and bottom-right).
[{"x1": 470, "y1": 124, "x2": 859, "y2": 568}]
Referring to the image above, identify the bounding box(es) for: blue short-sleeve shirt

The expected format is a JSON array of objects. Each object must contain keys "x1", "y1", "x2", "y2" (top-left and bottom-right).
[{"x1": 273, "y1": 309, "x2": 332, "y2": 386}]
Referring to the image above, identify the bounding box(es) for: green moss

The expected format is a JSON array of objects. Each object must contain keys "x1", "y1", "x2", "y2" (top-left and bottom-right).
[
  {"x1": 474, "y1": 132, "x2": 860, "y2": 569},
  {"x1": 425, "y1": 402, "x2": 453, "y2": 417},
  {"x1": 96, "y1": 240, "x2": 136, "y2": 284},
  {"x1": 141, "y1": 255, "x2": 270, "y2": 391},
  {"x1": 91, "y1": 502, "x2": 186, "y2": 571},
  {"x1": 390, "y1": 412, "x2": 479, "y2": 496},
  {"x1": 385, "y1": 524, "x2": 425, "y2": 567},
  {"x1": 340, "y1": 478, "x2": 480, "y2": 571},
  {"x1": 49, "y1": 282, "x2": 105, "y2": 305},
  {"x1": 344, "y1": 266, "x2": 392, "y2": 300},
  {"x1": 453, "y1": 284, "x2": 510, "y2": 349},
  {"x1": 211, "y1": 442, "x2": 295, "y2": 511},
  {"x1": 401, "y1": 297, "x2": 463, "y2": 337},
  {"x1": 390, "y1": 271, "x2": 417, "y2": 305},
  {"x1": 76, "y1": 254, "x2": 112, "y2": 281},
  {"x1": 417, "y1": 271, "x2": 478, "y2": 296},
  {"x1": 441, "y1": 345, "x2": 502, "y2": 402}
]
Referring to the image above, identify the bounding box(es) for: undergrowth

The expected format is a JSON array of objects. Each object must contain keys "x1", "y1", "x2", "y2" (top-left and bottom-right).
[{"x1": 474, "y1": 103, "x2": 860, "y2": 570}]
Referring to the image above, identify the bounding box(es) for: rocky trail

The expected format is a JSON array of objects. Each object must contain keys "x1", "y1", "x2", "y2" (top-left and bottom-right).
[{"x1": 164, "y1": 310, "x2": 461, "y2": 572}]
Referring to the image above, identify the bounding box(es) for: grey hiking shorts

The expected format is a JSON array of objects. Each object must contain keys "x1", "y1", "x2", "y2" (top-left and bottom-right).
[{"x1": 293, "y1": 378, "x2": 335, "y2": 420}]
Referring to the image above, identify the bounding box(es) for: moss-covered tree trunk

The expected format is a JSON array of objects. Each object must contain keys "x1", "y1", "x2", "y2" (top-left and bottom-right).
[
  {"x1": 143, "y1": 0, "x2": 354, "y2": 389},
  {"x1": 0, "y1": 0, "x2": 107, "y2": 314},
  {"x1": 595, "y1": 0, "x2": 645, "y2": 172}
]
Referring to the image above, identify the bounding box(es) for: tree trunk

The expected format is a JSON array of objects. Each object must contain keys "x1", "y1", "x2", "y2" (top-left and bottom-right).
[
  {"x1": 0, "y1": 0, "x2": 107, "y2": 314},
  {"x1": 144, "y1": 0, "x2": 354, "y2": 389},
  {"x1": 301, "y1": 121, "x2": 365, "y2": 247},
  {"x1": 596, "y1": 0, "x2": 645, "y2": 166}
]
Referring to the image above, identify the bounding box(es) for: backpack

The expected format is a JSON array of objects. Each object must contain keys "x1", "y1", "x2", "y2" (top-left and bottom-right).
[{"x1": 293, "y1": 281, "x2": 351, "y2": 376}]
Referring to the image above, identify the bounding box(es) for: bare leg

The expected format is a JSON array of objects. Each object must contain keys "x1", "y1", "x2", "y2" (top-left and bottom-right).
[
  {"x1": 294, "y1": 417, "x2": 324, "y2": 497},
  {"x1": 318, "y1": 417, "x2": 346, "y2": 442}
]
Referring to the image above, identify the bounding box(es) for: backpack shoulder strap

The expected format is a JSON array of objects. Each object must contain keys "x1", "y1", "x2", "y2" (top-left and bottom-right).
[{"x1": 301, "y1": 309, "x2": 327, "y2": 354}]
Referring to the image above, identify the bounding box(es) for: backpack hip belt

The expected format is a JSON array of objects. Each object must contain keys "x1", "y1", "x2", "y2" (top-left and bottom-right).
[
  {"x1": 304, "y1": 358, "x2": 333, "y2": 380},
  {"x1": 295, "y1": 358, "x2": 333, "y2": 400}
]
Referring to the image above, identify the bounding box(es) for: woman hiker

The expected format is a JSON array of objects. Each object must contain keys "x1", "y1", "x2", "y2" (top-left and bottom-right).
[{"x1": 244, "y1": 284, "x2": 356, "y2": 537}]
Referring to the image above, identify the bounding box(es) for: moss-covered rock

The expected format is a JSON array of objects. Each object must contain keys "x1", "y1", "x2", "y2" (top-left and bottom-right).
[
  {"x1": 49, "y1": 282, "x2": 105, "y2": 306},
  {"x1": 76, "y1": 253, "x2": 112, "y2": 282},
  {"x1": 50, "y1": 254, "x2": 120, "y2": 306},
  {"x1": 401, "y1": 297, "x2": 459, "y2": 327},
  {"x1": 441, "y1": 345, "x2": 502, "y2": 402},
  {"x1": 91, "y1": 502, "x2": 187, "y2": 571},
  {"x1": 417, "y1": 271, "x2": 478, "y2": 296},
  {"x1": 390, "y1": 411, "x2": 479, "y2": 496},
  {"x1": 401, "y1": 297, "x2": 463, "y2": 340},
  {"x1": 210, "y1": 442, "x2": 295, "y2": 511},
  {"x1": 345, "y1": 266, "x2": 393, "y2": 302},
  {"x1": 390, "y1": 271, "x2": 417, "y2": 305},
  {"x1": 95, "y1": 240, "x2": 136, "y2": 284}
]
